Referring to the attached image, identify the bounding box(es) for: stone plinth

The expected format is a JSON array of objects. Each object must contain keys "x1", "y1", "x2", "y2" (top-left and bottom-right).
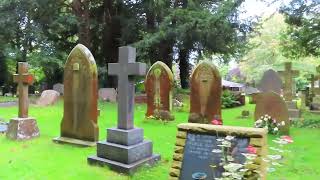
[
  {"x1": 286, "y1": 101, "x2": 301, "y2": 119},
  {"x1": 6, "y1": 117, "x2": 39, "y2": 140},
  {"x1": 88, "y1": 128, "x2": 160, "y2": 174},
  {"x1": 53, "y1": 137, "x2": 97, "y2": 147}
]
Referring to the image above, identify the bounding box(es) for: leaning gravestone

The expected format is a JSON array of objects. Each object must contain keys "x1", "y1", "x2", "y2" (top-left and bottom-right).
[
  {"x1": 53, "y1": 83, "x2": 64, "y2": 95},
  {"x1": 278, "y1": 62, "x2": 300, "y2": 119},
  {"x1": 254, "y1": 92, "x2": 290, "y2": 135},
  {"x1": 53, "y1": 44, "x2": 99, "y2": 146},
  {"x1": 88, "y1": 46, "x2": 160, "y2": 174},
  {"x1": 98, "y1": 88, "x2": 117, "y2": 102},
  {"x1": 145, "y1": 61, "x2": 174, "y2": 120},
  {"x1": 258, "y1": 69, "x2": 282, "y2": 94},
  {"x1": 169, "y1": 123, "x2": 268, "y2": 180},
  {"x1": 188, "y1": 61, "x2": 221, "y2": 124},
  {"x1": 36, "y1": 90, "x2": 60, "y2": 106},
  {"x1": 6, "y1": 62, "x2": 40, "y2": 140}
]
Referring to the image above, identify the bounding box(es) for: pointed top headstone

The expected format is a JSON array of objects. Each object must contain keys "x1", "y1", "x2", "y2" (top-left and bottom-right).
[{"x1": 258, "y1": 69, "x2": 282, "y2": 94}]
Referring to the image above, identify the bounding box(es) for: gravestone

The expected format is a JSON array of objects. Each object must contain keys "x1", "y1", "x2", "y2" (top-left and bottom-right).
[
  {"x1": 258, "y1": 69, "x2": 282, "y2": 94},
  {"x1": 36, "y1": 90, "x2": 60, "y2": 106},
  {"x1": 169, "y1": 123, "x2": 268, "y2": 180},
  {"x1": 98, "y1": 88, "x2": 117, "y2": 102},
  {"x1": 278, "y1": 62, "x2": 300, "y2": 119},
  {"x1": 254, "y1": 92, "x2": 290, "y2": 135},
  {"x1": 0, "y1": 120, "x2": 8, "y2": 133},
  {"x1": 6, "y1": 62, "x2": 40, "y2": 140},
  {"x1": 298, "y1": 91, "x2": 307, "y2": 110},
  {"x1": 188, "y1": 61, "x2": 221, "y2": 124},
  {"x1": 145, "y1": 61, "x2": 174, "y2": 120},
  {"x1": 309, "y1": 67, "x2": 320, "y2": 111},
  {"x1": 53, "y1": 44, "x2": 99, "y2": 146},
  {"x1": 53, "y1": 83, "x2": 64, "y2": 95},
  {"x1": 88, "y1": 46, "x2": 160, "y2": 174}
]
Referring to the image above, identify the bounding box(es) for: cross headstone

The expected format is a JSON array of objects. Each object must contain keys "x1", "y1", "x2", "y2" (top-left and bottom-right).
[
  {"x1": 13, "y1": 62, "x2": 34, "y2": 118},
  {"x1": 6, "y1": 62, "x2": 40, "y2": 140},
  {"x1": 88, "y1": 46, "x2": 160, "y2": 174},
  {"x1": 278, "y1": 62, "x2": 299, "y2": 101}
]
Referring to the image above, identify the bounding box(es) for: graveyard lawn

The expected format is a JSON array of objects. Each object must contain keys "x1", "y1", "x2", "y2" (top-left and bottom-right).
[{"x1": 0, "y1": 100, "x2": 320, "y2": 180}]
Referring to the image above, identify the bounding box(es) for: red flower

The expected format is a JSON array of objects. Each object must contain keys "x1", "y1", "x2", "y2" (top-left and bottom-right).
[
  {"x1": 211, "y1": 119, "x2": 222, "y2": 125},
  {"x1": 281, "y1": 136, "x2": 293, "y2": 143},
  {"x1": 246, "y1": 145, "x2": 257, "y2": 154}
]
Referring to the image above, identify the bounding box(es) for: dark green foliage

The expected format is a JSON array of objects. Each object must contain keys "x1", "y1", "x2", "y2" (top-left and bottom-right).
[
  {"x1": 0, "y1": 53, "x2": 8, "y2": 87},
  {"x1": 221, "y1": 90, "x2": 240, "y2": 108},
  {"x1": 280, "y1": 0, "x2": 320, "y2": 58}
]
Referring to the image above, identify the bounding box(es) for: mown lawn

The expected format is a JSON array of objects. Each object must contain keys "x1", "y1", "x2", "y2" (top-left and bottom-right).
[{"x1": 0, "y1": 98, "x2": 319, "y2": 180}]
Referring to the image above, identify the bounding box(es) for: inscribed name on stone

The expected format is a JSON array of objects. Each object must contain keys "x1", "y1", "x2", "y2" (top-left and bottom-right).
[
  {"x1": 145, "y1": 61, "x2": 174, "y2": 119},
  {"x1": 57, "y1": 44, "x2": 99, "y2": 144},
  {"x1": 189, "y1": 61, "x2": 221, "y2": 124},
  {"x1": 258, "y1": 69, "x2": 282, "y2": 94},
  {"x1": 254, "y1": 92, "x2": 290, "y2": 134}
]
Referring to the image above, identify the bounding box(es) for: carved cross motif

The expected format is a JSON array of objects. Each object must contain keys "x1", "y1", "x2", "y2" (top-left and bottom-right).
[{"x1": 13, "y1": 62, "x2": 34, "y2": 118}]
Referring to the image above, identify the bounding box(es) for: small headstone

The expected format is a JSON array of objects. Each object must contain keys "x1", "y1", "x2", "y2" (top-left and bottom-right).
[
  {"x1": 88, "y1": 46, "x2": 160, "y2": 174},
  {"x1": 53, "y1": 44, "x2": 99, "y2": 146},
  {"x1": 188, "y1": 61, "x2": 221, "y2": 124},
  {"x1": 258, "y1": 69, "x2": 282, "y2": 94},
  {"x1": 169, "y1": 123, "x2": 268, "y2": 180},
  {"x1": 6, "y1": 62, "x2": 40, "y2": 140},
  {"x1": 145, "y1": 61, "x2": 174, "y2": 120},
  {"x1": 53, "y1": 83, "x2": 64, "y2": 95},
  {"x1": 36, "y1": 90, "x2": 60, "y2": 106},
  {"x1": 254, "y1": 92, "x2": 290, "y2": 135},
  {"x1": 98, "y1": 88, "x2": 117, "y2": 102}
]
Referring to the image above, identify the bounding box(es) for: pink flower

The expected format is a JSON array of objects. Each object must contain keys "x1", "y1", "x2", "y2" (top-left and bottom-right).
[
  {"x1": 246, "y1": 145, "x2": 257, "y2": 154},
  {"x1": 211, "y1": 119, "x2": 222, "y2": 125},
  {"x1": 281, "y1": 136, "x2": 293, "y2": 143}
]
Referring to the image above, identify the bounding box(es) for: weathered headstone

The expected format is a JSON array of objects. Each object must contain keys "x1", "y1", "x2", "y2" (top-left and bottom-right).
[
  {"x1": 169, "y1": 123, "x2": 268, "y2": 180},
  {"x1": 0, "y1": 119, "x2": 8, "y2": 134},
  {"x1": 53, "y1": 44, "x2": 99, "y2": 146},
  {"x1": 6, "y1": 62, "x2": 40, "y2": 140},
  {"x1": 53, "y1": 83, "x2": 64, "y2": 95},
  {"x1": 188, "y1": 61, "x2": 221, "y2": 124},
  {"x1": 258, "y1": 69, "x2": 282, "y2": 94},
  {"x1": 278, "y1": 62, "x2": 299, "y2": 101},
  {"x1": 36, "y1": 90, "x2": 60, "y2": 106},
  {"x1": 254, "y1": 92, "x2": 290, "y2": 134},
  {"x1": 98, "y1": 88, "x2": 117, "y2": 102},
  {"x1": 88, "y1": 46, "x2": 160, "y2": 174},
  {"x1": 145, "y1": 61, "x2": 174, "y2": 120}
]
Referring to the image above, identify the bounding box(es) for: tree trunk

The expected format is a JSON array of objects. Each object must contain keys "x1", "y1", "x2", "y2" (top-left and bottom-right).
[
  {"x1": 72, "y1": 0, "x2": 91, "y2": 48},
  {"x1": 159, "y1": 40, "x2": 173, "y2": 70},
  {"x1": 179, "y1": 48, "x2": 190, "y2": 89}
]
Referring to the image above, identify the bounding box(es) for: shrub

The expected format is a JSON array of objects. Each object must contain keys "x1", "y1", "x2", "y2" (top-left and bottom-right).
[{"x1": 221, "y1": 90, "x2": 240, "y2": 108}]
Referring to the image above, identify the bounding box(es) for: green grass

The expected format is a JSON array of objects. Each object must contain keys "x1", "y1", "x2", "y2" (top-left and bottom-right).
[
  {"x1": 0, "y1": 96, "x2": 17, "y2": 102},
  {"x1": 0, "y1": 99, "x2": 319, "y2": 180}
]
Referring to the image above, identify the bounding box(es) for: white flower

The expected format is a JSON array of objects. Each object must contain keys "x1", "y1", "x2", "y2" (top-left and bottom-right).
[
  {"x1": 212, "y1": 149, "x2": 222, "y2": 153},
  {"x1": 281, "y1": 121, "x2": 285, "y2": 126},
  {"x1": 225, "y1": 136, "x2": 235, "y2": 141},
  {"x1": 274, "y1": 127, "x2": 278, "y2": 132}
]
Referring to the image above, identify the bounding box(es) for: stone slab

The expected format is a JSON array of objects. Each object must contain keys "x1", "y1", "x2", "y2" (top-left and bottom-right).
[
  {"x1": 0, "y1": 123, "x2": 8, "y2": 133},
  {"x1": 288, "y1": 109, "x2": 301, "y2": 119},
  {"x1": 87, "y1": 154, "x2": 160, "y2": 175},
  {"x1": 97, "y1": 140, "x2": 153, "y2": 164},
  {"x1": 53, "y1": 83, "x2": 64, "y2": 95},
  {"x1": 36, "y1": 90, "x2": 60, "y2": 106},
  {"x1": 107, "y1": 128, "x2": 143, "y2": 146},
  {"x1": 286, "y1": 101, "x2": 298, "y2": 109},
  {"x1": 53, "y1": 136, "x2": 97, "y2": 147},
  {"x1": 6, "y1": 117, "x2": 39, "y2": 140},
  {"x1": 98, "y1": 88, "x2": 117, "y2": 102}
]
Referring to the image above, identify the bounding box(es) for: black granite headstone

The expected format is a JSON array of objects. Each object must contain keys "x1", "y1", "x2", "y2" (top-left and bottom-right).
[{"x1": 180, "y1": 133, "x2": 249, "y2": 180}]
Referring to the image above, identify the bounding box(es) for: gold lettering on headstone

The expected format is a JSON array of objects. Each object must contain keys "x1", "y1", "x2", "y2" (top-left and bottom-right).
[{"x1": 73, "y1": 63, "x2": 80, "y2": 71}]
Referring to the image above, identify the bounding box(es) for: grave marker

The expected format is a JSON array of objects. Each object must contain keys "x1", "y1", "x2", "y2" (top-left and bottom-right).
[
  {"x1": 278, "y1": 62, "x2": 299, "y2": 101},
  {"x1": 258, "y1": 69, "x2": 282, "y2": 94},
  {"x1": 145, "y1": 61, "x2": 174, "y2": 120},
  {"x1": 53, "y1": 44, "x2": 99, "y2": 146},
  {"x1": 6, "y1": 62, "x2": 39, "y2": 140},
  {"x1": 88, "y1": 46, "x2": 160, "y2": 174},
  {"x1": 188, "y1": 61, "x2": 221, "y2": 124},
  {"x1": 169, "y1": 123, "x2": 267, "y2": 180}
]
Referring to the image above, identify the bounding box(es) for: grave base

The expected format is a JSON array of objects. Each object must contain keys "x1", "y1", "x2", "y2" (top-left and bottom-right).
[
  {"x1": 88, "y1": 127, "x2": 160, "y2": 174},
  {"x1": 53, "y1": 136, "x2": 97, "y2": 147},
  {"x1": 288, "y1": 109, "x2": 301, "y2": 119},
  {"x1": 6, "y1": 117, "x2": 39, "y2": 140}
]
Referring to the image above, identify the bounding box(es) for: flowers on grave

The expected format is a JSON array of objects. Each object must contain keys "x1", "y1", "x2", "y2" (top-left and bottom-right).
[
  {"x1": 211, "y1": 135, "x2": 260, "y2": 180},
  {"x1": 280, "y1": 135, "x2": 293, "y2": 143},
  {"x1": 246, "y1": 145, "x2": 257, "y2": 154},
  {"x1": 211, "y1": 115, "x2": 223, "y2": 125},
  {"x1": 254, "y1": 114, "x2": 285, "y2": 135}
]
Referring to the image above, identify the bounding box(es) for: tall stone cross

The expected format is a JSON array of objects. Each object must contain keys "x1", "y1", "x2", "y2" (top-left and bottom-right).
[
  {"x1": 108, "y1": 46, "x2": 146, "y2": 130},
  {"x1": 278, "y1": 62, "x2": 299, "y2": 101},
  {"x1": 13, "y1": 62, "x2": 34, "y2": 118}
]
